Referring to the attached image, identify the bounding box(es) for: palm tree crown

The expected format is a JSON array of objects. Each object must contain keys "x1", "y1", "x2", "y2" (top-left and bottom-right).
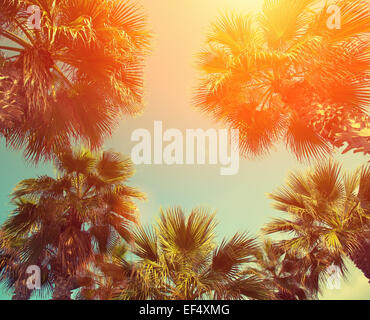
[
  {"x1": 0, "y1": 0, "x2": 151, "y2": 161},
  {"x1": 262, "y1": 160, "x2": 370, "y2": 285},
  {"x1": 2, "y1": 148, "x2": 146, "y2": 299},
  {"x1": 195, "y1": 0, "x2": 369, "y2": 159},
  {"x1": 116, "y1": 207, "x2": 271, "y2": 300}
]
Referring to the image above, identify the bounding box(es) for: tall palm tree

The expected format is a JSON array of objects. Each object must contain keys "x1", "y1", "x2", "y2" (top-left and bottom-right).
[
  {"x1": 112, "y1": 207, "x2": 271, "y2": 300},
  {"x1": 2, "y1": 148, "x2": 146, "y2": 299},
  {"x1": 0, "y1": 0, "x2": 151, "y2": 162},
  {"x1": 262, "y1": 160, "x2": 370, "y2": 284},
  {"x1": 195, "y1": 0, "x2": 369, "y2": 159}
]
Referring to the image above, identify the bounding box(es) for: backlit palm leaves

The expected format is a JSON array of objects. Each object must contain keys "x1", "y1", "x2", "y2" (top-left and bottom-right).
[
  {"x1": 0, "y1": 230, "x2": 33, "y2": 300},
  {"x1": 0, "y1": 231, "x2": 54, "y2": 300},
  {"x1": 252, "y1": 239, "x2": 312, "y2": 300},
  {"x1": 262, "y1": 160, "x2": 370, "y2": 285},
  {"x1": 195, "y1": 0, "x2": 370, "y2": 159},
  {"x1": 117, "y1": 207, "x2": 271, "y2": 300},
  {"x1": 2, "y1": 148, "x2": 145, "y2": 299},
  {"x1": 76, "y1": 243, "x2": 140, "y2": 300},
  {"x1": 0, "y1": 0, "x2": 151, "y2": 162}
]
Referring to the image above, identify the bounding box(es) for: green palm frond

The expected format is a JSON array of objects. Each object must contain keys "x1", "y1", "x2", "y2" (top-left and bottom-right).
[
  {"x1": 158, "y1": 207, "x2": 216, "y2": 260},
  {"x1": 133, "y1": 226, "x2": 159, "y2": 262},
  {"x1": 309, "y1": 160, "x2": 343, "y2": 202},
  {"x1": 96, "y1": 151, "x2": 135, "y2": 182},
  {"x1": 212, "y1": 233, "x2": 258, "y2": 278},
  {"x1": 221, "y1": 274, "x2": 271, "y2": 300},
  {"x1": 55, "y1": 149, "x2": 95, "y2": 175},
  {"x1": 262, "y1": 218, "x2": 303, "y2": 236}
]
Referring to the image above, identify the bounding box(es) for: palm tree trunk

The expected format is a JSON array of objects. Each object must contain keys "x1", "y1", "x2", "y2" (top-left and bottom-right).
[
  {"x1": 52, "y1": 274, "x2": 73, "y2": 300},
  {"x1": 349, "y1": 239, "x2": 370, "y2": 282}
]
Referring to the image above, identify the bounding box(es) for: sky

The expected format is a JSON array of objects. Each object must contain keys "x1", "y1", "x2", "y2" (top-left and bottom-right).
[{"x1": 0, "y1": 0, "x2": 369, "y2": 300}]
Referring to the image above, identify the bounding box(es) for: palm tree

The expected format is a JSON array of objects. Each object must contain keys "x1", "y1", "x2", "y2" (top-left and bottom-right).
[
  {"x1": 0, "y1": 233, "x2": 53, "y2": 300},
  {"x1": 2, "y1": 148, "x2": 146, "y2": 299},
  {"x1": 75, "y1": 243, "x2": 139, "y2": 300},
  {"x1": 0, "y1": 230, "x2": 32, "y2": 300},
  {"x1": 112, "y1": 207, "x2": 271, "y2": 300},
  {"x1": 195, "y1": 0, "x2": 369, "y2": 159},
  {"x1": 252, "y1": 238, "x2": 342, "y2": 299},
  {"x1": 262, "y1": 160, "x2": 370, "y2": 285},
  {"x1": 0, "y1": 0, "x2": 151, "y2": 162},
  {"x1": 252, "y1": 239, "x2": 311, "y2": 300}
]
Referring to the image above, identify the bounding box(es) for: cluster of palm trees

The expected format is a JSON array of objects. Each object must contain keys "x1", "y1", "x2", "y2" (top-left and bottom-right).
[
  {"x1": 0, "y1": 0, "x2": 369, "y2": 300},
  {"x1": 0, "y1": 159, "x2": 369, "y2": 300}
]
